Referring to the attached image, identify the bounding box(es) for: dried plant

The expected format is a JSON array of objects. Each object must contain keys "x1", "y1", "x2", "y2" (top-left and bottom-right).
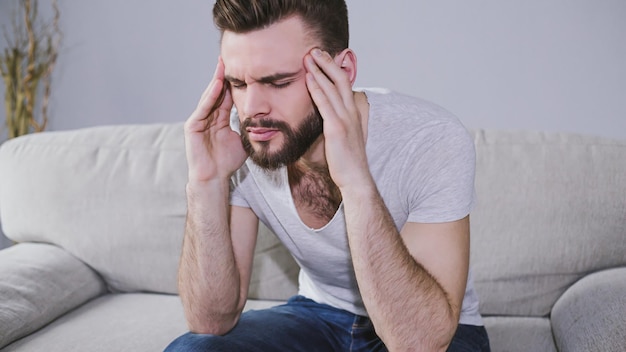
[{"x1": 0, "y1": 0, "x2": 61, "y2": 140}]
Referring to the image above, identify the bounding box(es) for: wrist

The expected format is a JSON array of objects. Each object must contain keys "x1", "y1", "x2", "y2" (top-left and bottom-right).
[
  {"x1": 338, "y1": 176, "x2": 378, "y2": 202},
  {"x1": 186, "y1": 177, "x2": 231, "y2": 200}
]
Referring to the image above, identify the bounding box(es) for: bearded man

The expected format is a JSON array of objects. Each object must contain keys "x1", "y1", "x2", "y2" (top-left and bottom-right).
[{"x1": 166, "y1": 1, "x2": 490, "y2": 351}]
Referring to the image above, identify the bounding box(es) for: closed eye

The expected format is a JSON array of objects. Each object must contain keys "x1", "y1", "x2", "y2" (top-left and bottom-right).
[
  {"x1": 229, "y1": 80, "x2": 247, "y2": 89},
  {"x1": 225, "y1": 71, "x2": 301, "y2": 90},
  {"x1": 269, "y1": 81, "x2": 292, "y2": 89}
]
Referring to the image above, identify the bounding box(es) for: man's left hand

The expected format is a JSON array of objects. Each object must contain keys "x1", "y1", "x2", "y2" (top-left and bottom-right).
[{"x1": 304, "y1": 48, "x2": 372, "y2": 192}]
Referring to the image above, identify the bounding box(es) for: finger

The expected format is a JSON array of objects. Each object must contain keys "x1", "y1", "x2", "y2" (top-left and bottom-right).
[
  {"x1": 192, "y1": 59, "x2": 231, "y2": 125},
  {"x1": 199, "y1": 57, "x2": 225, "y2": 102},
  {"x1": 306, "y1": 49, "x2": 353, "y2": 106},
  {"x1": 305, "y1": 53, "x2": 358, "y2": 124},
  {"x1": 196, "y1": 57, "x2": 226, "y2": 108},
  {"x1": 305, "y1": 57, "x2": 348, "y2": 122},
  {"x1": 304, "y1": 51, "x2": 343, "y2": 103},
  {"x1": 213, "y1": 86, "x2": 233, "y2": 127},
  {"x1": 305, "y1": 69, "x2": 337, "y2": 121}
]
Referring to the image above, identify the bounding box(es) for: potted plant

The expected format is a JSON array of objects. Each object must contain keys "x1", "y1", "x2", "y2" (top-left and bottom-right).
[{"x1": 0, "y1": 0, "x2": 61, "y2": 141}]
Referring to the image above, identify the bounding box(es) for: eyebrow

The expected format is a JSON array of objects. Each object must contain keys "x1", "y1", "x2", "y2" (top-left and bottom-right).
[{"x1": 225, "y1": 70, "x2": 304, "y2": 85}]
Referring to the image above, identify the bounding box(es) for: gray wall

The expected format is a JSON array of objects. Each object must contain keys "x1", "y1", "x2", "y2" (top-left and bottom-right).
[{"x1": 1, "y1": 0, "x2": 625, "y2": 139}]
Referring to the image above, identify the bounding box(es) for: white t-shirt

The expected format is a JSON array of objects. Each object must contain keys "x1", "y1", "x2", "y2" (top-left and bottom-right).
[{"x1": 230, "y1": 88, "x2": 482, "y2": 326}]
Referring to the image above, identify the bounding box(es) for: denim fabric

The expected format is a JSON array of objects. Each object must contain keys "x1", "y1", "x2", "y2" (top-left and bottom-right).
[
  {"x1": 447, "y1": 323, "x2": 491, "y2": 352},
  {"x1": 164, "y1": 296, "x2": 489, "y2": 351}
]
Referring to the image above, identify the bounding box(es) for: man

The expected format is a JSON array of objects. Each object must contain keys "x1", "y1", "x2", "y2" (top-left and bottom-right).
[{"x1": 166, "y1": 0, "x2": 490, "y2": 351}]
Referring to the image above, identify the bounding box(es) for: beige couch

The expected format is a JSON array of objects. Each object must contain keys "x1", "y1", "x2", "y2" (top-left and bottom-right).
[{"x1": 0, "y1": 123, "x2": 624, "y2": 351}]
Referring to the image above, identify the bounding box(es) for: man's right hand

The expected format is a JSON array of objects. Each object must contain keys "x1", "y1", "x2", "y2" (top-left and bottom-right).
[{"x1": 184, "y1": 57, "x2": 247, "y2": 184}]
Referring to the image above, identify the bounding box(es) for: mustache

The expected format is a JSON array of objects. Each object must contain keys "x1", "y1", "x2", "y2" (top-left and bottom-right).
[{"x1": 241, "y1": 118, "x2": 290, "y2": 131}]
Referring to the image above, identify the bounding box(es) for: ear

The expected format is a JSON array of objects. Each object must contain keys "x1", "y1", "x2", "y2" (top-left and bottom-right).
[{"x1": 333, "y1": 48, "x2": 358, "y2": 86}]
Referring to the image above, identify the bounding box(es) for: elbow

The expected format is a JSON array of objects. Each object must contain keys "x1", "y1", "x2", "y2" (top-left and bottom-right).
[
  {"x1": 188, "y1": 325, "x2": 232, "y2": 336},
  {"x1": 187, "y1": 315, "x2": 239, "y2": 336},
  {"x1": 186, "y1": 311, "x2": 241, "y2": 336},
  {"x1": 432, "y1": 306, "x2": 461, "y2": 350},
  {"x1": 433, "y1": 311, "x2": 461, "y2": 351},
  {"x1": 384, "y1": 310, "x2": 459, "y2": 351}
]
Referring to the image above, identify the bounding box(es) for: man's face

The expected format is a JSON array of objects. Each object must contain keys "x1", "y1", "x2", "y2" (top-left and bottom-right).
[{"x1": 221, "y1": 16, "x2": 322, "y2": 170}]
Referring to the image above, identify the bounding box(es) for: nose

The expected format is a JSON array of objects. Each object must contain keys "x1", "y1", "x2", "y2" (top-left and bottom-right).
[{"x1": 241, "y1": 84, "x2": 270, "y2": 120}]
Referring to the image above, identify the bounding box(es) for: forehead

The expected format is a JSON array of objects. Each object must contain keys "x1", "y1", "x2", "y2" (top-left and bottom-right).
[{"x1": 221, "y1": 16, "x2": 317, "y2": 78}]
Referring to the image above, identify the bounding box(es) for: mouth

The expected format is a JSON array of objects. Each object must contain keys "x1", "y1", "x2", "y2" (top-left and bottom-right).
[{"x1": 246, "y1": 127, "x2": 281, "y2": 142}]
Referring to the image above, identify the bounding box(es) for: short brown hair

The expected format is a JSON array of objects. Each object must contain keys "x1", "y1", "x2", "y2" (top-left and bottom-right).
[{"x1": 213, "y1": 0, "x2": 349, "y2": 55}]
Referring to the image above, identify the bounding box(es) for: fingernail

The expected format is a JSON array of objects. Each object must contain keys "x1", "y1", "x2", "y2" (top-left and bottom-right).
[{"x1": 312, "y1": 48, "x2": 322, "y2": 57}]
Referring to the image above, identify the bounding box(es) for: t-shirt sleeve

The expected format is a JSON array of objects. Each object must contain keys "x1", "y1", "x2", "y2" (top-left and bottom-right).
[
  {"x1": 229, "y1": 166, "x2": 251, "y2": 208},
  {"x1": 227, "y1": 108, "x2": 251, "y2": 208},
  {"x1": 405, "y1": 122, "x2": 476, "y2": 223}
]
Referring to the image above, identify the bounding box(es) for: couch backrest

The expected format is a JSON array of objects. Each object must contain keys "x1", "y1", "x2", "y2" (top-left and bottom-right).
[
  {"x1": 1, "y1": 124, "x2": 625, "y2": 315},
  {"x1": 469, "y1": 130, "x2": 626, "y2": 317},
  {"x1": 0, "y1": 123, "x2": 298, "y2": 299}
]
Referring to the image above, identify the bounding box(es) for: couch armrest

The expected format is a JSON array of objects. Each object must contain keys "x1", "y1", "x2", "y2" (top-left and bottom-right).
[
  {"x1": 0, "y1": 243, "x2": 107, "y2": 348},
  {"x1": 551, "y1": 267, "x2": 626, "y2": 352}
]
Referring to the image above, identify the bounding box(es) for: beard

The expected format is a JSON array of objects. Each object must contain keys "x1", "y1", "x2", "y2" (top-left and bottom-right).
[{"x1": 240, "y1": 108, "x2": 324, "y2": 170}]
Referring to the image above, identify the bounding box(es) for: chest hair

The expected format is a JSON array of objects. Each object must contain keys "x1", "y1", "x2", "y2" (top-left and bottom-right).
[{"x1": 288, "y1": 162, "x2": 342, "y2": 227}]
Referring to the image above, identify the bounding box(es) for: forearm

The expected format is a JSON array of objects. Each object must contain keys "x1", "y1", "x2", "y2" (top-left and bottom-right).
[
  {"x1": 178, "y1": 179, "x2": 244, "y2": 335},
  {"x1": 343, "y1": 184, "x2": 457, "y2": 351}
]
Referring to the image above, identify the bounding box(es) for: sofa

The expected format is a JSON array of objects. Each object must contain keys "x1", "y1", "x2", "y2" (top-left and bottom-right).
[{"x1": 0, "y1": 122, "x2": 624, "y2": 352}]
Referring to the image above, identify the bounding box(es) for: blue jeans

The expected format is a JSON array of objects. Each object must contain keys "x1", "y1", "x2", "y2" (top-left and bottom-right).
[{"x1": 165, "y1": 296, "x2": 490, "y2": 352}]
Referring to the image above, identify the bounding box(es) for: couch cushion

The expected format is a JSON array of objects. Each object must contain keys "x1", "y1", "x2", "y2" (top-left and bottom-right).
[
  {"x1": 1, "y1": 293, "x2": 187, "y2": 352},
  {"x1": 0, "y1": 123, "x2": 298, "y2": 299},
  {"x1": 469, "y1": 130, "x2": 626, "y2": 317},
  {"x1": 0, "y1": 243, "x2": 106, "y2": 349},
  {"x1": 1, "y1": 293, "x2": 285, "y2": 352}
]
